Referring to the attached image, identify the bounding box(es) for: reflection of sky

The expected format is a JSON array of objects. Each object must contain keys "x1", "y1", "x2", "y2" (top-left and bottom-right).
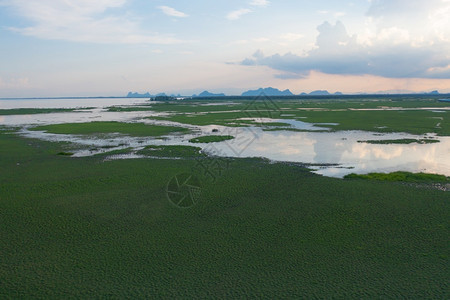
[
  {"x1": 2, "y1": 98, "x2": 449, "y2": 178},
  {"x1": 0, "y1": 109, "x2": 174, "y2": 127},
  {"x1": 211, "y1": 129, "x2": 450, "y2": 178},
  {"x1": 13, "y1": 121, "x2": 450, "y2": 178},
  {"x1": 0, "y1": 98, "x2": 150, "y2": 109}
]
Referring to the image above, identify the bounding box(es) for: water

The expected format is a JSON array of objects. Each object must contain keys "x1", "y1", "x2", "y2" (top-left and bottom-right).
[
  {"x1": 1, "y1": 98, "x2": 449, "y2": 178},
  {"x1": 206, "y1": 128, "x2": 450, "y2": 177},
  {"x1": 0, "y1": 97, "x2": 150, "y2": 109}
]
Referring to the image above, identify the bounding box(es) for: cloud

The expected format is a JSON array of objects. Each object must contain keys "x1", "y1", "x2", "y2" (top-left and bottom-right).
[
  {"x1": 158, "y1": 6, "x2": 188, "y2": 18},
  {"x1": 227, "y1": 0, "x2": 269, "y2": 20},
  {"x1": 227, "y1": 8, "x2": 252, "y2": 20},
  {"x1": 367, "y1": 0, "x2": 443, "y2": 18},
  {"x1": 239, "y1": 21, "x2": 450, "y2": 79},
  {"x1": 250, "y1": 0, "x2": 270, "y2": 7},
  {"x1": 318, "y1": 10, "x2": 346, "y2": 18},
  {"x1": 280, "y1": 33, "x2": 304, "y2": 42},
  {"x1": 366, "y1": 0, "x2": 450, "y2": 42},
  {"x1": 1, "y1": 0, "x2": 183, "y2": 44}
]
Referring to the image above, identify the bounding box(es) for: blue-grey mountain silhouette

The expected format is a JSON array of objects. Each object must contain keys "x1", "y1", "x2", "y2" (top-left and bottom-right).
[{"x1": 242, "y1": 87, "x2": 293, "y2": 96}]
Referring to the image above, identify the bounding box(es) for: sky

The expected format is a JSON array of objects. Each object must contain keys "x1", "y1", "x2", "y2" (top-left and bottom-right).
[{"x1": 0, "y1": 0, "x2": 450, "y2": 97}]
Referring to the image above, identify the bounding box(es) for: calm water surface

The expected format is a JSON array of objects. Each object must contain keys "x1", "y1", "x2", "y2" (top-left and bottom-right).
[
  {"x1": 1, "y1": 98, "x2": 449, "y2": 178},
  {"x1": 0, "y1": 97, "x2": 149, "y2": 109}
]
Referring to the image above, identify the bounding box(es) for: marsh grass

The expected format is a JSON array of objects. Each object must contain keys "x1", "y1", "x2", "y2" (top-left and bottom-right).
[
  {"x1": 31, "y1": 121, "x2": 190, "y2": 137},
  {"x1": 1, "y1": 132, "x2": 448, "y2": 298},
  {"x1": 1, "y1": 97, "x2": 449, "y2": 298},
  {"x1": 107, "y1": 106, "x2": 155, "y2": 112},
  {"x1": 0, "y1": 108, "x2": 77, "y2": 115},
  {"x1": 149, "y1": 99, "x2": 449, "y2": 136},
  {"x1": 358, "y1": 138, "x2": 440, "y2": 144},
  {"x1": 137, "y1": 145, "x2": 204, "y2": 157},
  {"x1": 56, "y1": 151, "x2": 74, "y2": 156},
  {"x1": 344, "y1": 171, "x2": 449, "y2": 182},
  {"x1": 189, "y1": 135, "x2": 234, "y2": 143}
]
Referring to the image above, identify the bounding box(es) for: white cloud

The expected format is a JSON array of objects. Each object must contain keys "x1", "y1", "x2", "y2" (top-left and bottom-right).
[
  {"x1": 366, "y1": 0, "x2": 450, "y2": 42},
  {"x1": 227, "y1": 0, "x2": 269, "y2": 20},
  {"x1": 280, "y1": 33, "x2": 304, "y2": 42},
  {"x1": 157, "y1": 6, "x2": 188, "y2": 18},
  {"x1": 240, "y1": 21, "x2": 450, "y2": 79},
  {"x1": 1, "y1": 0, "x2": 183, "y2": 44},
  {"x1": 377, "y1": 27, "x2": 410, "y2": 44},
  {"x1": 250, "y1": 0, "x2": 270, "y2": 7},
  {"x1": 227, "y1": 8, "x2": 252, "y2": 20},
  {"x1": 238, "y1": 1, "x2": 450, "y2": 80}
]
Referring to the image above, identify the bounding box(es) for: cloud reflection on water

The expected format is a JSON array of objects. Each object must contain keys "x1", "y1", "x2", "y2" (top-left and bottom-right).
[
  {"x1": 211, "y1": 129, "x2": 450, "y2": 178},
  {"x1": 1, "y1": 98, "x2": 449, "y2": 178}
]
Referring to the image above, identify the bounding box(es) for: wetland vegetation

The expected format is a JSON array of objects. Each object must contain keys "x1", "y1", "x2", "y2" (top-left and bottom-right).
[
  {"x1": 358, "y1": 138, "x2": 440, "y2": 144},
  {"x1": 1, "y1": 95, "x2": 449, "y2": 298},
  {"x1": 0, "y1": 108, "x2": 78, "y2": 115},
  {"x1": 136, "y1": 145, "x2": 204, "y2": 158},
  {"x1": 345, "y1": 171, "x2": 450, "y2": 182},
  {"x1": 146, "y1": 97, "x2": 450, "y2": 136},
  {"x1": 31, "y1": 121, "x2": 190, "y2": 137},
  {"x1": 189, "y1": 135, "x2": 234, "y2": 143}
]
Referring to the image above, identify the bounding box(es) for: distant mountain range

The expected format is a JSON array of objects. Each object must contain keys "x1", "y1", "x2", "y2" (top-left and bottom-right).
[
  {"x1": 127, "y1": 92, "x2": 152, "y2": 98},
  {"x1": 127, "y1": 92, "x2": 180, "y2": 98},
  {"x1": 242, "y1": 87, "x2": 294, "y2": 96},
  {"x1": 192, "y1": 91, "x2": 226, "y2": 98},
  {"x1": 366, "y1": 89, "x2": 440, "y2": 95},
  {"x1": 127, "y1": 89, "x2": 442, "y2": 98},
  {"x1": 300, "y1": 90, "x2": 343, "y2": 96}
]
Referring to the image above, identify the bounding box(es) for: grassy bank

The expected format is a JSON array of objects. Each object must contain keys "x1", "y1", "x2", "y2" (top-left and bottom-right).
[
  {"x1": 0, "y1": 131, "x2": 448, "y2": 298},
  {"x1": 30, "y1": 121, "x2": 190, "y2": 137}
]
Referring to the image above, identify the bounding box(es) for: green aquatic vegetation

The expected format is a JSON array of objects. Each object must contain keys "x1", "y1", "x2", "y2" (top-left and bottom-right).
[
  {"x1": 31, "y1": 121, "x2": 190, "y2": 137},
  {"x1": 0, "y1": 132, "x2": 448, "y2": 298},
  {"x1": 263, "y1": 122, "x2": 292, "y2": 127},
  {"x1": 358, "y1": 138, "x2": 440, "y2": 144},
  {"x1": 149, "y1": 96, "x2": 449, "y2": 112},
  {"x1": 0, "y1": 126, "x2": 20, "y2": 133},
  {"x1": 107, "y1": 106, "x2": 155, "y2": 112},
  {"x1": 1, "y1": 97, "x2": 450, "y2": 298},
  {"x1": 189, "y1": 135, "x2": 234, "y2": 143},
  {"x1": 57, "y1": 151, "x2": 74, "y2": 156},
  {"x1": 149, "y1": 99, "x2": 449, "y2": 136},
  {"x1": 137, "y1": 145, "x2": 204, "y2": 157},
  {"x1": 285, "y1": 109, "x2": 449, "y2": 136},
  {"x1": 149, "y1": 102, "x2": 246, "y2": 113},
  {"x1": 95, "y1": 147, "x2": 134, "y2": 156},
  {"x1": 99, "y1": 143, "x2": 128, "y2": 149},
  {"x1": 344, "y1": 171, "x2": 449, "y2": 182},
  {"x1": 262, "y1": 127, "x2": 329, "y2": 133},
  {"x1": 149, "y1": 112, "x2": 253, "y2": 127},
  {"x1": 0, "y1": 108, "x2": 77, "y2": 115}
]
